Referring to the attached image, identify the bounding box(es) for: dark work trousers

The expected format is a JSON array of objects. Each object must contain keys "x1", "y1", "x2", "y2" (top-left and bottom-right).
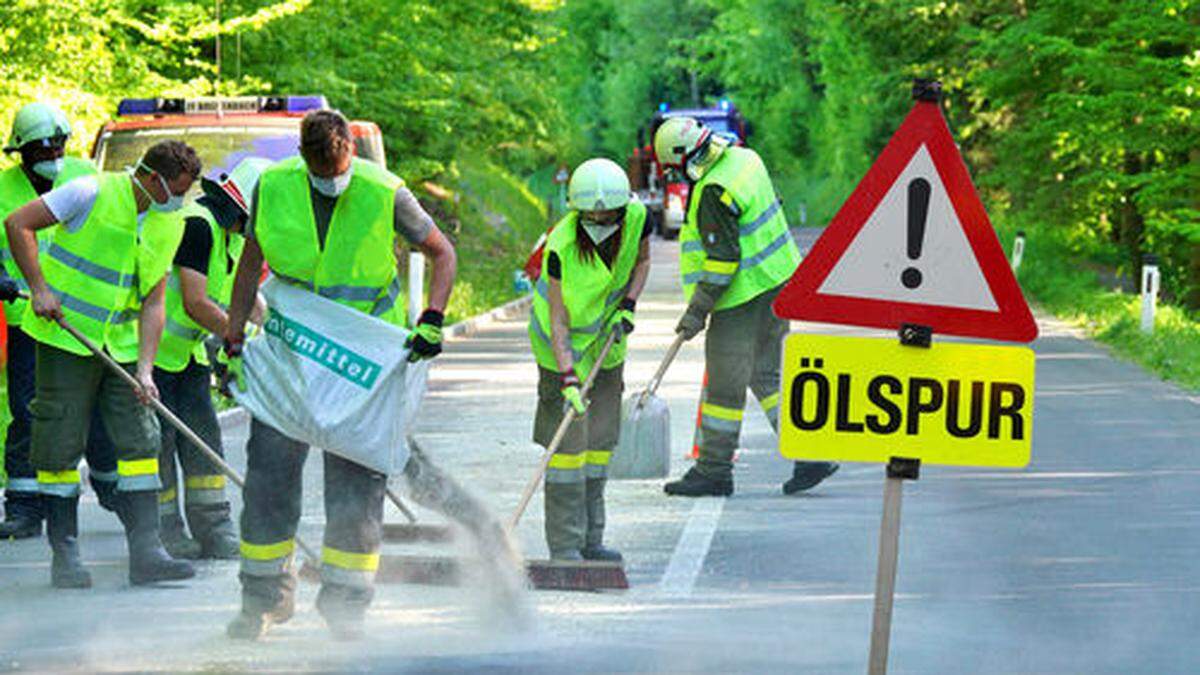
[
  {"x1": 3, "y1": 328, "x2": 119, "y2": 519},
  {"x1": 237, "y1": 417, "x2": 386, "y2": 619},
  {"x1": 695, "y1": 284, "x2": 788, "y2": 480},
  {"x1": 153, "y1": 361, "x2": 230, "y2": 531}
]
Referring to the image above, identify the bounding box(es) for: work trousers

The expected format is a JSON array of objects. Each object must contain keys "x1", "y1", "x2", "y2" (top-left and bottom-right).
[
  {"x1": 29, "y1": 342, "x2": 160, "y2": 499},
  {"x1": 694, "y1": 284, "x2": 787, "y2": 480},
  {"x1": 533, "y1": 364, "x2": 623, "y2": 555},
  {"x1": 153, "y1": 360, "x2": 229, "y2": 522},
  {"x1": 238, "y1": 417, "x2": 385, "y2": 618}
]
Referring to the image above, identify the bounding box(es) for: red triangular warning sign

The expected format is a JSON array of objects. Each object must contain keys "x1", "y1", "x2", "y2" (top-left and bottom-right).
[{"x1": 774, "y1": 99, "x2": 1038, "y2": 343}]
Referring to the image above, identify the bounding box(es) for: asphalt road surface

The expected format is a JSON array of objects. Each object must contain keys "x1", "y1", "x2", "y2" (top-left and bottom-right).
[{"x1": 1, "y1": 229, "x2": 1197, "y2": 673}]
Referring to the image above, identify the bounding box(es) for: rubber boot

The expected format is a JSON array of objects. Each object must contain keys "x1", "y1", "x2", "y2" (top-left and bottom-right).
[
  {"x1": 116, "y1": 491, "x2": 195, "y2": 585},
  {"x1": 89, "y1": 477, "x2": 120, "y2": 513},
  {"x1": 543, "y1": 481, "x2": 587, "y2": 560},
  {"x1": 0, "y1": 494, "x2": 43, "y2": 539},
  {"x1": 160, "y1": 512, "x2": 202, "y2": 560},
  {"x1": 664, "y1": 466, "x2": 734, "y2": 497},
  {"x1": 316, "y1": 584, "x2": 370, "y2": 641},
  {"x1": 581, "y1": 478, "x2": 622, "y2": 562},
  {"x1": 186, "y1": 503, "x2": 239, "y2": 560},
  {"x1": 782, "y1": 461, "x2": 840, "y2": 495},
  {"x1": 45, "y1": 495, "x2": 91, "y2": 589},
  {"x1": 227, "y1": 595, "x2": 295, "y2": 641}
]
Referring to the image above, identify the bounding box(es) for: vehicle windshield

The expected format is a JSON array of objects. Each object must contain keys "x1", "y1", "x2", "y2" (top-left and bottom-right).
[{"x1": 95, "y1": 124, "x2": 384, "y2": 188}]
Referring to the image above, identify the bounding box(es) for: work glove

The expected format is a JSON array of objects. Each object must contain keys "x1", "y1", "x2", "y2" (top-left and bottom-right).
[
  {"x1": 406, "y1": 309, "x2": 444, "y2": 362},
  {"x1": 676, "y1": 304, "x2": 709, "y2": 341},
  {"x1": 0, "y1": 277, "x2": 20, "y2": 303},
  {"x1": 676, "y1": 286, "x2": 717, "y2": 341},
  {"x1": 216, "y1": 337, "x2": 246, "y2": 397},
  {"x1": 605, "y1": 297, "x2": 636, "y2": 342},
  {"x1": 560, "y1": 371, "x2": 587, "y2": 415}
]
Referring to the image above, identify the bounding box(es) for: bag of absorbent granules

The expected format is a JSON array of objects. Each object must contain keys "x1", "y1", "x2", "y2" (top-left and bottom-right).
[{"x1": 233, "y1": 276, "x2": 429, "y2": 476}]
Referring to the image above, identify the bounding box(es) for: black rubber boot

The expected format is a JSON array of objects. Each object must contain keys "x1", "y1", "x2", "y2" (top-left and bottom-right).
[
  {"x1": 160, "y1": 512, "x2": 202, "y2": 560},
  {"x1": 45, "y1": 495, "x2": 91, "y2": 589},
  {"x1": 582, "y1": 478, "x2": 622, "y2": 562},
  {"x1": 116, "y1": 491, "x2": 195, "y2": 585},
  {"x1": 316, "y1": 584, "x2": 370, "y2": 641},
  {"x1": 782, "y1": 462, "x2": 840, "y2": 495},
  {"x1": 89, "y1": 476, "x2": 120, "y2": 513},
  {"x1": 0, "y1": 510, "x2": 42, "y2": 539},
  {"x1": 186, "y1": 503, "x2": 239, "y2": 560},
  {"x1": 664, "y1": 466, "x2": 733, "y2": 497}
]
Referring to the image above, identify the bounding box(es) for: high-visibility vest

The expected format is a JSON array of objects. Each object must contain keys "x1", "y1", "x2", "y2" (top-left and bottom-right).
[
  {"x1": 155, "y1": 202, "x2": 243, "y2": 372},
  {"x1": 22, "y1": 172, "x2": 154, "y2": 362},
  {"x1": 528, "y1": 199, "x2": 646, "y2": 378},
  {"x1": 255, "y1": 156, "x2": 406, "y2": 326},
  {"x1": 0, "y1": 158, "x2": 97, "y2": 323},
  {"x1": 679, "y1": 146, "x2": 800, "y2": 311}
]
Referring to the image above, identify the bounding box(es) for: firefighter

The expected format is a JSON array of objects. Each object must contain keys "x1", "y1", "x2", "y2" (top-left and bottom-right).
[
  {"x1": 152, "y1": 157, "x2": 272, "y2": 560},
  {"x1": 529, "y1": 158, "x2": 650, "y2": 561},
  {"x1": 654, "y1": 117, "x2": 838, "y2": 497},
  {"x1": 5, "y1": 139, "x2": 201, "y2": 588},
  {"x1": 0, "y1": 103, "x2": 125, "y2": 539},
  {"x1": 222, "y1": 110, "x2": 457, "y2": 640}
]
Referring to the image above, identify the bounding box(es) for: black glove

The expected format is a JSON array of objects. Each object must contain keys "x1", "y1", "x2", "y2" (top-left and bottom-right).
[
  {"x1": 406, "y1": 309, "x2": 445, "y2": 362},
  {"x1": 605, "y1": 297, "x2": 636, "y2": 341},
  {"x1": 0, "y1": 277, "x2": 21, "y2": 303}
]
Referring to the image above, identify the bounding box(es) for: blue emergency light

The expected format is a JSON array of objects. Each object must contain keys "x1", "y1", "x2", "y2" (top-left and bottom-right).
[
  {"x1": 719, "y1": 99, "x2": 731, "y2": 111},
  {"x1": 117, "y1": 96, "x2": 329, "y2": 116},
  {"x1": 658, "y1": 102, "x2": 669, "y2": 112}
]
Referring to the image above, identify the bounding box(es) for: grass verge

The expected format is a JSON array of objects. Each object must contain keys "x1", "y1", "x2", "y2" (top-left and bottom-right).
[{"x1": 999, "y1": 221, "x2": 1200, "y2": 392}]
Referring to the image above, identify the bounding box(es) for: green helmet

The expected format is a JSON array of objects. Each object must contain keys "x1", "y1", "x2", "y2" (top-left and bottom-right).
[
  {"x1": 5, "y1": 102, "x2": 72, "y2": 152},
  {"x1": 653, "y1": 116, "x2": 710, "y2": 169},
  {"x1": 568, "y1": 158, "x2": 630, "y2": 211}
]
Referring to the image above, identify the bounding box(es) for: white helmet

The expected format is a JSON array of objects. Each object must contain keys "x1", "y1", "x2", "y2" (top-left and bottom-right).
[
  {"x1": 568, "y1": 158, "x2": 630, "y2": 211},
  {"x1": 5, "y1": 102, "x2": 72, "y2": 152},
  {"x1": 202, "y1": 157, "x2": 273, "y2": 216},
  {"x1": 653, "y1": 116, "x2": 710, "y2": 169}
]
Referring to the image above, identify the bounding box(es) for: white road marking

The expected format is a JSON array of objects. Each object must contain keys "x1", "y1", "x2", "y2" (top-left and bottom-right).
[{"x1": 658, "y1": 497, "x2": 725, "y2": 597}]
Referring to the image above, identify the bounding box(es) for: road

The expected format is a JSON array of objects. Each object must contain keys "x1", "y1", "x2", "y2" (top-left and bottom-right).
[{"x1": 1, "y1": 230, "x2": 1199, "y2": 673}]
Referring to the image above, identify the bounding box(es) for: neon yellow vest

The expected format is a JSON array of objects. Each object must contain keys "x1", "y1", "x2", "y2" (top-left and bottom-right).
[
  {"x1": 105, "y1": 204, "x2": 186, "y2": 363},
  {"x1": 528, "y1": 199, "x2": 646, "y2": 378},
  {"x1": 680, "y1": 147, "x2": 800, "y2": 311},
  {"x1": 256, "y1": 157, "x2": 406, "y2": 326},
  {"x1": 0, "y1": 158, "x2": 97, "y2": 322},
  {"x1": 155, "y1": 202, "x2": 242, "y2": 372},
  {"x1": 23, "y1": 172, "x2": 144, "y2": 361}
]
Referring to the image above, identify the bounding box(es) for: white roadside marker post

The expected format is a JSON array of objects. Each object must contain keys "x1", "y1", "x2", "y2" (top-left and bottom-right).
[
  {"x1": 1010, "y1": 230, "x2": 1025, "y2": 272},
  {"x1": 1140, "y1": 254, "x2": 1159, "y2": 335},
  {"x1": 409, "y1": 251, "x2": 426, "y2": 325}
]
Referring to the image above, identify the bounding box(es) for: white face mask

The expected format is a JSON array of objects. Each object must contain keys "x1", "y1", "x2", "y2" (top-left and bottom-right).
[
  {"x1": 31, "y1": 158, "x2": 63, "y2": 181},
  {"x1": 309, "y1": 164, "x2": 353, "y2": 198},
  {"x1": 582, "y1": 222, "x2": 620, "y2": 244},
  {"x1": 133, "y1": 162, "x2": 184, "y2": 213}
]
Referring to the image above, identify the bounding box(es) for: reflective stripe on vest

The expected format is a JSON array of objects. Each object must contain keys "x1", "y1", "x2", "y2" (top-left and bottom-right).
[
  {"x1": 0, "y1": 158, "x2": 97, "y2": 323},
  {"x1": 22, "y1": 172, "x2": 143, "y2": 361},
  {"x1": 679, "y1": 147, "x2": 800, "y2": 311},
  {"x1": 528, "y1": 200, "x2": 646, "y2": 378},
  {"x1": 256, "y1": 157, "x2": 407, "y2": 326}
]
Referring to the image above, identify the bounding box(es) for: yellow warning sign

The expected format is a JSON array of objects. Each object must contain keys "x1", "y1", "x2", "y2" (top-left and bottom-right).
[{"x1": 779, "y1": 333, "x2": 1035, "y2": 467}]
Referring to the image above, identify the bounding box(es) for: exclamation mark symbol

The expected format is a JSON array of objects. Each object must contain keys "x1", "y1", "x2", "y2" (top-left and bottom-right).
[{"x1": 901, "y1": 178, "x2": 931, "y2": 289}]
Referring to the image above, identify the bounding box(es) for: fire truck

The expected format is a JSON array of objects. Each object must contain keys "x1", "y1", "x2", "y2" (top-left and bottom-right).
[
  {"x1": 91, "y1": 95, "x2": 387, "y2": 176},
  {"x1": 627, "y1": 100, "x2": 748, "y2": 239}
]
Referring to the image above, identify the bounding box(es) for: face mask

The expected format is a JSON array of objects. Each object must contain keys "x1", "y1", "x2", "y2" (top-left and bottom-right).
[
  {"x1": 134, "y1": 161, "x2": 184, "y2": 213},
  {"x1": 31, "y1": 158, "x2": 63, "y2": 181},
  {"x1": 582, "y1": 222, "x2": 620, "y2": 244},
  {"x1": 309, "y1": 165, "x2": 353, "y2": 198}
]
